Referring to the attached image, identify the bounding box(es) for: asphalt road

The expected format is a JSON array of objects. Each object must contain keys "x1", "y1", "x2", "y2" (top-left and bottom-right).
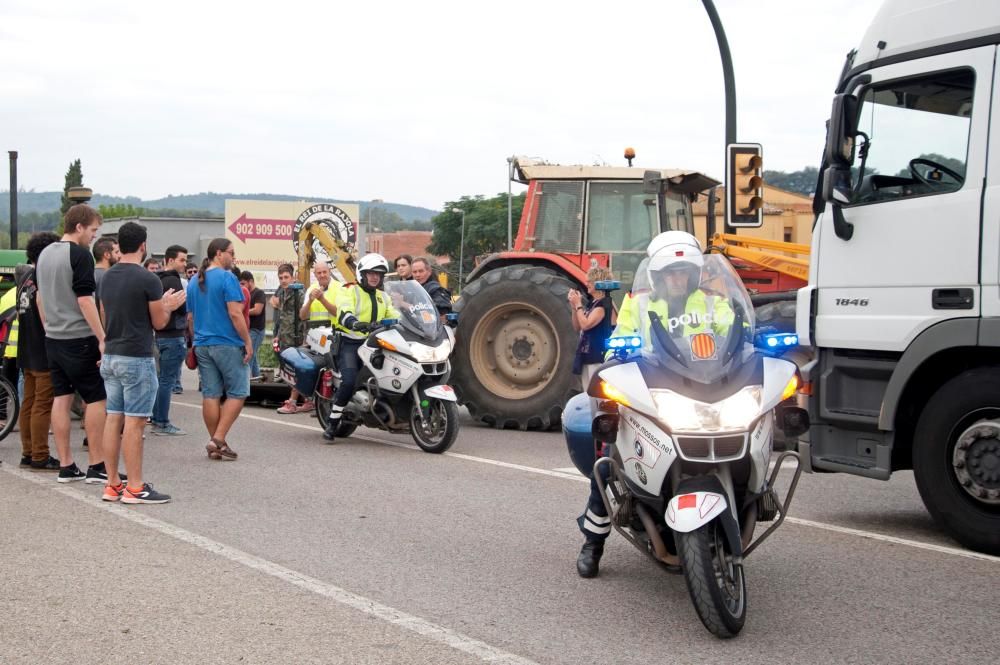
[{"x1": 1, "y1": 380, "x2": 997, "y2": 664}]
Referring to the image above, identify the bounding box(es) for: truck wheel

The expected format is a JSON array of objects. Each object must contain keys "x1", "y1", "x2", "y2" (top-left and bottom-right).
[
  {"x1": 913, "y1": 368, "x2": 1000, "y2": 555},
  {"x1": 452, "y1": 265, "x2": 579, "y2": 430},
  {"x1": 754, "y1": 299, "x2": 796, "y2": 333}
]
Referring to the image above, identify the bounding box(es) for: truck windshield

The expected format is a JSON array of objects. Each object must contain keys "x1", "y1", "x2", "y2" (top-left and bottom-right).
[{"x1": 850, "y1": 69, "x2": 973, "y2": 204}]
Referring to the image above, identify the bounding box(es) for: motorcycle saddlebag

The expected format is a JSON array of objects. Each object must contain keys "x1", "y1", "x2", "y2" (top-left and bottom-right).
[
  {"x1": 278, "y1": 347, "x2": 325, "y2": 397},
  {"x1": 562, "y1": 392, "x2": 597, "y2": 478}
]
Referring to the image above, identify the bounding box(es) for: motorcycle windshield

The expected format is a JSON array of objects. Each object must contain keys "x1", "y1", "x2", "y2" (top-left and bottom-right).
[
  {"x1": 385, "y1": 280, "x2": 443, "y2": 340},
  {"x1": 636, "y1": 254, "x2": 756, "y2": 384}
]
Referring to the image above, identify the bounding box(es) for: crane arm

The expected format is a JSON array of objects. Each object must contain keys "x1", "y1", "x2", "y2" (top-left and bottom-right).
[
  {"x1": 709, "y1": 233, "x2": 810, "y2": 282},
  {"x1": 297, "y1": 221, "x2": 357, "y2": 285}
]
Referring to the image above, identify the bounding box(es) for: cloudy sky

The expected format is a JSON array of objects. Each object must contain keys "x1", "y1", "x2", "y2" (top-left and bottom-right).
[{"x1": 1, "y1": 0, "x2": 880, "y2": 211}]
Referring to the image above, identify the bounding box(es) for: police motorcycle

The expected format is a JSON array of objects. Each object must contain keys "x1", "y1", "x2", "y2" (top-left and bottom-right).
[
  {"x1": 278, "y1": 280, "x2": 460, "y2": 454},
  {"x1": 563, "y1": 253, "x2": 807, "y2": 638}
]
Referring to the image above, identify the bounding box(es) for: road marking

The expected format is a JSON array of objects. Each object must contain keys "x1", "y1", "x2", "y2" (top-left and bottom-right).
[
  {"x1": 784, "y1": 517, "x2": 1000, "y2": 564},
  {"x1": 0, "y1": 464, "x2": 540, "y2": 665},
  {"x1": 175, "y1": 402, "x2": 1000, "y2": 564}
]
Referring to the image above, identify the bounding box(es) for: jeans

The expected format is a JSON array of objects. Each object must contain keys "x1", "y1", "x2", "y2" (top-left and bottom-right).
[
  {"x1": 196, "y1": 345, "x2": 250, "y2": 399},
  {"x1": 19, "y1": 369, "x2": 53, "y2": 462},
  {"x1": 249, "y1": 328, "x2": 265, "y2": 377},
  {"x1": 101, "y1": 355, "x2": 158, "y2": 417},
  {"x1": 333, "y1": 339, "x2": 363, "y2": 407},
  {"x1": 153, "y1": 336, "x2": 186, "y2": 426}
]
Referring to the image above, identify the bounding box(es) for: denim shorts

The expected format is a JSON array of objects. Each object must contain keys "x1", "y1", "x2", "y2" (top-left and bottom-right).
[
  {"x1": 100, "y1": 355, "x2": 158, "y2": 417},
  {"x1": 195, "y1": 345, "x2": 250, "y2": 399}
]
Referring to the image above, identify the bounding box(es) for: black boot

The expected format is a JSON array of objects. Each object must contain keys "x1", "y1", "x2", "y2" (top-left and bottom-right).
[
  {"x1": 322, "y1": 419, "x2": 339, "y2": 443},
  {"x1": 576, "y1": 541, "x2": 604, "y2": 578}
]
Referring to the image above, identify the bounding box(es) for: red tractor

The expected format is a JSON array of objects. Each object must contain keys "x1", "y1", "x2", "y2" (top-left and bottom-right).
[{"x1": 450, "y1": 158, "x2": 720, "y2": 430}]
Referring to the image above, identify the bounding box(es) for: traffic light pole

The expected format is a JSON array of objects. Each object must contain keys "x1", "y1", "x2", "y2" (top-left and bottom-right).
[{"x1": 701, "y1": 0, "x2": 736, "y2": 236}]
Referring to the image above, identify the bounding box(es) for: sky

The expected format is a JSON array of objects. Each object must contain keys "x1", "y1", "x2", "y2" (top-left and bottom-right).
[{"x1": 0, "y1": 0, "x2": 881, "y2": 211}]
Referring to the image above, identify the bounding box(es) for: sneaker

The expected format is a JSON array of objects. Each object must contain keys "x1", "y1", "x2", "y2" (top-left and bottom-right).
[
  {"x1": 20, "y1": 455, "x2": 32, "y2": 467},
  {"x1": 276, "y1": 400, "x2": 298, "y2": 414},
  {"x1": 31, "y1": 456, "x2": 61, "y2": 470},
  {"x1": 85, "y1": 463, "x2": 127, "y2": 485},
  {"x1": 297, "y1": 400, "x2": 315, "y2": 413},
  {"x1": 102, "y1": 483, "x2": 124, "y2": 502},
  {"x1": 153, "y1": 424, "x2": 186, "y2": 436},
  {"x1": 172, "y1": 386, "x2": 183, "y2": 395},
  {"x1": 57, "y1": 464, "x2": 86, "y2": 483},
  {"x1": 122, "y1": 483, "x2": 171, "y2": 504}
]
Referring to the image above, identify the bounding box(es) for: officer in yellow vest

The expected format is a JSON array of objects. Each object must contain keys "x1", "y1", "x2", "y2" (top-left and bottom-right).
[
  {"x1": 610, "y1": 232, "x2": 733, "y2": 344},
  {"x1": 298, "y1": 261, "x2": 339, "y2": 328},
  {"x1": 322, "y1": 253, "x2": 399, "y2": 442},
  {"x1": 0, "y1": 283, "x2": 18, "y2": 363}
]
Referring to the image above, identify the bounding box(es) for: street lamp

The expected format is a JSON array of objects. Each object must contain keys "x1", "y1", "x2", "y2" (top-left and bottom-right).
[
  {"x1": 450, "y1": 207, "x2": 466, "y2": 290},
  {"x1": 365, "y1": 198, "x2": 383, "y2": 253}
]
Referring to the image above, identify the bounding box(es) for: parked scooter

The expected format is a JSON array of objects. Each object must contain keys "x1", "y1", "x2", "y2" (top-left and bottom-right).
[
  {"x1": 563, "y1": 254, "x2": 808, "y2": 638},
  {"x1": 279, "y1": 281, "x2": 460, "y2": 453}
]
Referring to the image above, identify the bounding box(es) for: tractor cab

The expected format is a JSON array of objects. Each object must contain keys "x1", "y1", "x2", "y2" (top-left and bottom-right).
[{"x1": 510, "y1": 158, "x2": 719, "y2": 293}]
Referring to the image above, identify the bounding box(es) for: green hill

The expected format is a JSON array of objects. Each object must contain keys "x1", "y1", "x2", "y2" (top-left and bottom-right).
[{"x1": 0, "y1": 191, "x2": 439, "y2": 225}]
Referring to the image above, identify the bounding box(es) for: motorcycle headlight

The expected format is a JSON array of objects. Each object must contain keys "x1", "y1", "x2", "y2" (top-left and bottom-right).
[
  {"x1": 408, "y1": 340, "x2": 452, "y2": 363},
  {"x1": 651, "y1": 386, "x2": 762, "y2": 434}
]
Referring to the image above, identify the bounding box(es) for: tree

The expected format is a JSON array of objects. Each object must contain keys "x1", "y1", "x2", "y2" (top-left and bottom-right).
[
  {"x1": 427, "y1": 193, "x2": 525, "y2": 286},
  {"x1": 59, "y1": 159, "x2": 83, "y2": 214},
  {"x1": 98, "y1": 203, "x2": 146, "y2": 219},
  {"x1": 763, "y1": 167, "x2": 820, "y2": 196},
  {"x1": 57, "y1": 158, "x2": 84, "y2": 234}
]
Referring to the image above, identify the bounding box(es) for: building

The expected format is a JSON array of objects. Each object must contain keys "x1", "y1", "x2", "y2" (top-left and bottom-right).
[
  {"x1": 692, "y1": 183, "x2": 814, "y2": 246},
  {"x1": 98, "y1": 216, "x2": 225, "y2": 262},
  {"x1": 366, "y1": 230, "x2": 449, "y2": 267}
]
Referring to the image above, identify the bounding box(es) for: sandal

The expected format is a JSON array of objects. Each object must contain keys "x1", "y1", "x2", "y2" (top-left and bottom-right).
[
  {"x1": 215, "y1": 440, "x2": 238, "y2": 461},
  {"x1": 206, "y1": 438, "x2": 223, "y2": 460}
]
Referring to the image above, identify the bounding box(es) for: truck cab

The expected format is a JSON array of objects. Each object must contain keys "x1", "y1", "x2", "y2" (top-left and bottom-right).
[{"x1": 798, "y1": 0, "x2": 1000, "y2": 553}]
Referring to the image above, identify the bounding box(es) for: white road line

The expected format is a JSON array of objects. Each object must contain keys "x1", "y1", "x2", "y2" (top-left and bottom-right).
[
  {"x1": 784, "y1": 517, "x2": 1000, "y2": 563},
  {"x1": 0, "y1": 464, "x2": 539, "y2": 665},
  {"x1": 178, "y1": 401, "x2": 1000, "y2": 565}
]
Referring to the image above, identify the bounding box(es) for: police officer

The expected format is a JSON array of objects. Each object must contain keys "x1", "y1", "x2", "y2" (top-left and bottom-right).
[
  {"x1": 322, "y1": 254, "x2": 399, "y2": 442},
  {"x1": 576, "y1": 230, "x2": 733, "y2": 578}
]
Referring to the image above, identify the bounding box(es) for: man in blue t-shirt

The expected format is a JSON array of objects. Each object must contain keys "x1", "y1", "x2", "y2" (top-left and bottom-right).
[{"x1": 186, "y1": 238, "x2": 253, "y2": 461}]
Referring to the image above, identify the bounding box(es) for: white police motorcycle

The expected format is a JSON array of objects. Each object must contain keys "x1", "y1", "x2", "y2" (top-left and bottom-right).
[
  {"x1": 563, "y1": 254, "x2": 807, "y2": 638},
  {"x1": 279, "y1": 281, "x2": 460, "y2": 453}
]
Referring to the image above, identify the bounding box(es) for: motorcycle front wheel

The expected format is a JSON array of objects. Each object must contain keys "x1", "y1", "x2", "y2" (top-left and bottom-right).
[
  {"x1": 410, "y1": 400, "x2": 459, "y2": 454},
  {"x1": 314, "y1": 394, "x2": 358, "y2": 439},
  {"x1": 676, "y1": 520, "x2": 747, "y2": 638}
]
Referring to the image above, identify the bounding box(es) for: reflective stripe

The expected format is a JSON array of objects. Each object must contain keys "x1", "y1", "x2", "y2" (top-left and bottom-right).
[
  {"x1": 585, "y1": 508, "x2": 610, "y2": 525},
  {"x1": 583, "y1": 520, "x2": 612, "y2": 535}
]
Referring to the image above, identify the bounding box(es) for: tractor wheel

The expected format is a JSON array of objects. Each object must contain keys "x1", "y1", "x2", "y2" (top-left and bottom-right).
[{"x1": 452, "y1": 265, "x2": 580, "y2": 430}]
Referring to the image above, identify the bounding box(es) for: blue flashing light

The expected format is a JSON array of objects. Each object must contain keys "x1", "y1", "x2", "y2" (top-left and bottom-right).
[
  {"x1": 380, "y1": 318, "x2": 399, "y2": 326},
  {"x1": 757, "y1": 332, "x2": 798, "y2": 351},
  {"x1": 446, "y1": 312, "x2": 459, "y2": 323},
  {"x1": 606, "y1": 335, "x2": 642, "y2": 350},
  {"x1": 594, "y1": 280, "x2": 621, "y2": 292}
]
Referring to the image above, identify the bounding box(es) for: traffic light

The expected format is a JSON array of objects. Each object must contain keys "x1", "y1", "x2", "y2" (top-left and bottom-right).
[{"x1": 726, "y1": 143, "x2": 763, "y2": 228}]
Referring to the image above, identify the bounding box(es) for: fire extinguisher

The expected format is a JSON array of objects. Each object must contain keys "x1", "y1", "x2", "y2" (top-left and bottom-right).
[{"x1": 318, "y1": 369, "x2": 335, "y2": 399}]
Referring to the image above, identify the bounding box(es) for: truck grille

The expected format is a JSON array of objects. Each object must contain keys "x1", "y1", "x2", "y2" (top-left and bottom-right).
[{"x1": 674, "y1": 434, "x2": 747, "y2": 462}]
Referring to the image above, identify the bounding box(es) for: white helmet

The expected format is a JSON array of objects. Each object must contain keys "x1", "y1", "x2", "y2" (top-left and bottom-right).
[
  {"x1": 646, "y1": 231, "x2": 703, "y2": 292},
  {"x1": 357, "y1": 253, "x2": 389, "y2": 275}
]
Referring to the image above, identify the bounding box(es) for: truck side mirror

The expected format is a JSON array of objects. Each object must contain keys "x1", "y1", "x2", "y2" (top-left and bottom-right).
[
  {"x1": 822, "y1": 166, "x2": 855, "y2": 241},
  {"x1": 824, "y1": 93, "x2": 859, "y2": 167}
]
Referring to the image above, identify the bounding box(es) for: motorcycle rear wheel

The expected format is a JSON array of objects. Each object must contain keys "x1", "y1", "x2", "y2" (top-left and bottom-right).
[
  {"x1": 676, "y1": 520, "x2": 747, "y2": 638},
  {"x1": 410, "y1": 400, "x2": 459, "y2": 454},
  {"x1": 314, "y1": 394, "x2": 358, "y2": 438}
]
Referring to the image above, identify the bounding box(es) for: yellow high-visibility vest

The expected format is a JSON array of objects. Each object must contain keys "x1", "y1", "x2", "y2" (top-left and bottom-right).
[{"x1": 0, "y1": 287, "x2": 18, "y2": 359}]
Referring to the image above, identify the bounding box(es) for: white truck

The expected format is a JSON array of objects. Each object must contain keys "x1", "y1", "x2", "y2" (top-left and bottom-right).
[{"x1": 797, "y1": 0, "x2": 1000, "y2": 554}]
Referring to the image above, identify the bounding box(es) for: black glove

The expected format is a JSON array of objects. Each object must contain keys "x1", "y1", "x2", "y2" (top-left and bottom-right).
[{"x1": 351, "y1": 320, "x2": 372, "y2": 333}]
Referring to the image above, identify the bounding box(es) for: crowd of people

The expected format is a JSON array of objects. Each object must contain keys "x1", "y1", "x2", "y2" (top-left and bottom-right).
[{"x1": 2, "y1": 203, "x2": 460, "y2": 504}]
